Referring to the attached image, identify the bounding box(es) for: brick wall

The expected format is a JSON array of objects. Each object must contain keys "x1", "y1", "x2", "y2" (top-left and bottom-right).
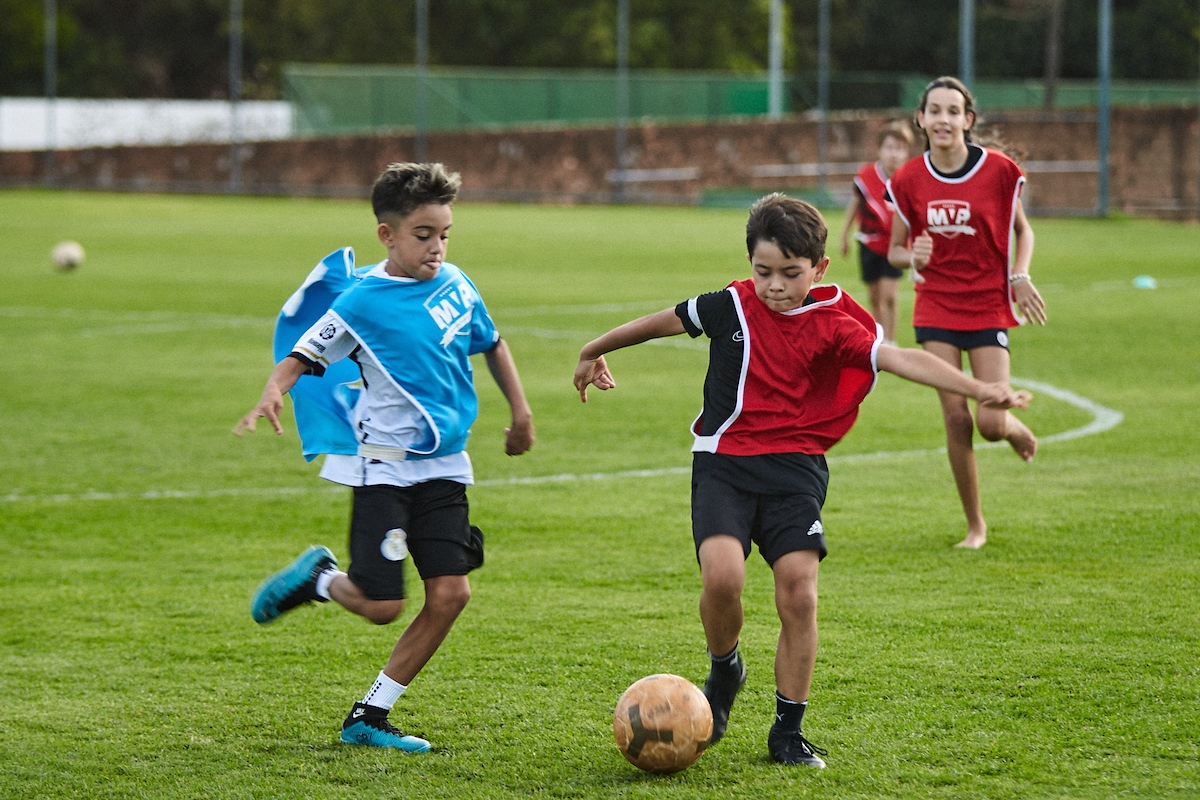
[{"x1": 2, "y1": 107, "x2": 1197, "y2": 218}]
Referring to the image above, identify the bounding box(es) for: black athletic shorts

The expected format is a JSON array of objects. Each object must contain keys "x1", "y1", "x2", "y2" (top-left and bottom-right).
[
  {"x1": 860, "y1": 246, "x2": 903, "y2": 283},
  {"x1": 915, "y1": 326, "x2": 1010, "y2": 351},
  {"x1": 347, "y1": 481, "x2": 484, "y2": 601},
  {"x1": 691, "y1": 457, "x2": 828, "y2": 564}
]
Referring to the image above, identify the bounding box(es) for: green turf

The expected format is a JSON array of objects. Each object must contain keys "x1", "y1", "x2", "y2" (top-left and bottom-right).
[{"x1": 1, "y1": 189, "x2": 1197, "y2": 798}]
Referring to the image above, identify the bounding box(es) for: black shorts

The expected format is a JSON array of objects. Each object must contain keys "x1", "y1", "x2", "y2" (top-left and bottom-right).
[
  {"x1": 691, "y1": 474, "x2": 827, "y2": 565},
  {"x1": 915, "y1": 326, "x2": 1010, "y2": 351},
  {"x1": 860, "y1": 247, "x2": 903, "y2": 283},
  {"x1": 347, "y1": 481, "x2": 484, "y2": 601}
]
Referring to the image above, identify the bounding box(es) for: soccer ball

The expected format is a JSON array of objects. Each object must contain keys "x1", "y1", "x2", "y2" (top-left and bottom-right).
[
  {"x1": 613, "y1": 673, "x2": 713, "y2": 774},
  {"x1": 51, "y1": 240, "x2": 85, "y2": 270}
]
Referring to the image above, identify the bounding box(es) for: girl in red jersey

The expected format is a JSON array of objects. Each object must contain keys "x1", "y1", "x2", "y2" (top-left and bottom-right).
[
  {"x1": 838, "y1": 121, "x2": 914, "y2": 345},
  {"x1": 886, "y1": 76, "x2": 1046, "y2": 549}
]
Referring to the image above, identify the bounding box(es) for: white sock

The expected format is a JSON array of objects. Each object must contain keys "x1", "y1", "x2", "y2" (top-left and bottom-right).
[
  {"x1": 361, "y1": 671, "x2": 407, "y2": 710},
  {"x1": 314, "y1": 568, "x2": 344, "y2": 600}
]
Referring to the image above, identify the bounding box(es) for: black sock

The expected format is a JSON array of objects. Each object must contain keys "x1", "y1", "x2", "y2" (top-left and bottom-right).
[
  {"x1": 774, "y1": 692, "x2": 806, "y2": 732},
  {"x1": 709, "y1": 642, "x2": 740, "y2": 672}
]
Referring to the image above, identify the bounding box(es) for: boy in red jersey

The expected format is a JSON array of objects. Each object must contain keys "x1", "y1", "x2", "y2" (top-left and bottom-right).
[
  {"x1": 573, "y1": 193, "x2": 1031, "y2": 768},
  {"x1": 838, "y1": 121, "x2": 914, "y2": 344},
  {"x1": 887, "y1": 76, "x2": 1046, "y2": 549}
]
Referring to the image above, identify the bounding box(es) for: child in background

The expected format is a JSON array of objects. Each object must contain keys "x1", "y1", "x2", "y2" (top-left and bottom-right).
[
  {"x1": 887, "y1": 76, "x2": 1045, "y2": 549},
  {"x1": 838, "y1": 121, "x2": 915, "y2": 345}
]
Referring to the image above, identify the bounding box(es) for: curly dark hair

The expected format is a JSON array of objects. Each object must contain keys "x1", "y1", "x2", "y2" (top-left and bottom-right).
[{"x1": 371, "y1": 162, "x2": 462, "y2": 221}]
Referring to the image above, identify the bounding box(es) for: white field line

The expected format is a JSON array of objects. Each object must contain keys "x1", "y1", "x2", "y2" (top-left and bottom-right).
[
  {"x1": 0, "y1": 486, "x2": 335, "y2": 504},
  {"x1": 1, "y1": 376, "x2": 1121, "y2": 505},
  {"x1": 1009, "y1": 377, "x2": 1124, "y2": 444},
  {"x1": 0, "y1": 306, "x2": 271, "y2": 336}
]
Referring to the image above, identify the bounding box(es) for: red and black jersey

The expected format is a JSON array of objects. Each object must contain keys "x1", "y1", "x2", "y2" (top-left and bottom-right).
[
  {"x1": 675, "y1": 281, "x2": 881, "y2": 458},
  {"x1": 852, "y1": 161, "x2": 895, "y2": 257},
  {"x1": 888, "y1": 145, "x2": 1025, "y2": 330}
]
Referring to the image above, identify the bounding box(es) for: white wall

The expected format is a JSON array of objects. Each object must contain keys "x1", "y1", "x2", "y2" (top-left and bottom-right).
[{"x1": 0, "y1": 98, "x2": 294, "y2": 151}]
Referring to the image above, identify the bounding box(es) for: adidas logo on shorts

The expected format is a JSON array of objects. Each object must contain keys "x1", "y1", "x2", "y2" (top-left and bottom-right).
[{"x1": 807, "y1": 520, "x2": 824, "y2": 536}]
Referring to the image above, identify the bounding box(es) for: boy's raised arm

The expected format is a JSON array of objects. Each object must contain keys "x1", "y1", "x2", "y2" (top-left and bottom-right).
[
  {"x1": 484, "y1": 338, "x2": 535, "y2": 456},
  {"x1": 574, "y1": 308, "x2": 685, "y2": 402},
  {"x1": 876, "y1": 344, "x2": 1032, "y2": 409}
]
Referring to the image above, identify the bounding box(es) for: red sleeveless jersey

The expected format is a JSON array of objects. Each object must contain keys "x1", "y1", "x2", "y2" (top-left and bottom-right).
[
  {"x1": 887, "y1": 148, "x2": 1024, "y2": 330},
  {"x1": 680, "y1": 281, "x2": 880, "y2": 457},
  {"x1": 853, "y1": 162, "x2": 895, "y2": 257}
]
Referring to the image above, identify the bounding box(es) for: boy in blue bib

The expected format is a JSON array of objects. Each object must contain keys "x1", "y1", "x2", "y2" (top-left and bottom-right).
[{"x1": 235, "y1": 162, "x2": 535, "y2": 752}]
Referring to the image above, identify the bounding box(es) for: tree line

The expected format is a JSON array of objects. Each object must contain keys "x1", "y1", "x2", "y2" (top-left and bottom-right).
[{"x1": 2, "y1": 0, "x2": 1196, "y2": 101}]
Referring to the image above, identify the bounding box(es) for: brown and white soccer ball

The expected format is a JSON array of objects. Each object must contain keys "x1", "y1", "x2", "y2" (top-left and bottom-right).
[
  {"x1": 51, "y1": 240, "x2": 85, "y2": 270},
  {"x1": 613, "y1": 673, "x2": 713, "y2": 774}
]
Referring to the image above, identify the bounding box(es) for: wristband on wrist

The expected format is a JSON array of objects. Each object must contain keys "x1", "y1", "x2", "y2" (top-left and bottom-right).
[{"x1": 1009, "y1": 273, "x2": 1031, "y2": 284}]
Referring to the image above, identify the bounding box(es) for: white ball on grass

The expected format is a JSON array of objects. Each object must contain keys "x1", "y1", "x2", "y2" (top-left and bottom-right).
[{"x1": 51, "y1": 240, "x2": 86, "y2": 271}]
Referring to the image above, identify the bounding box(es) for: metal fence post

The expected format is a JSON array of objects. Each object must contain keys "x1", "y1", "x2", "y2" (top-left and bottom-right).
[
  {"x1": 959, "y1": 0, "x2": 975, "y2": 89},
  {"x1": 615, "y1": 0, "x2": 630, "y2": 203},
  {"x1": 229, "y1": 0, "x2": 243, "y2": 194},
  {"x1": 416, "y1": 0, "x2": 429, "y2": 162},
  {"x1": 43, "y1": 0, "x2": 57, "y2": 185},
  {"x1": 1097, "y1": 0, "x2": 1112, "y2": 216},
  {"x1": 769, "y1": 0, "x2": 783, "y2": 120},
  {"x1": 817, "y1": 0, "x2": 830, "y2": 200}
]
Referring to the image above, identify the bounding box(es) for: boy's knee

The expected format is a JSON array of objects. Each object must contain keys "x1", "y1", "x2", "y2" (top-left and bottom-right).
[
  {"x1": 772, "y1": 551, "x2": 819, "y2": 613},
  {"x1": 703, "y1": 574, "x2": 742, "y2": 603},
  {"x1": 701, "y1": 558, "x2": 745, "y2": 601},
  {"x1": 698, "y1": 536, "x2": 746, "y2": 597},
  {"x1": 425, "y1": 577, "x2": 471, "y2": 617},
  {"x1": 786, "y1": 581, "x2": 818, "y2": 610},
  {"x1": 364, "y1": 599, "x2": 405, "y2": 625},
  {"x1": 776, "y1": 579, "x2": 818, "y2": 624}
]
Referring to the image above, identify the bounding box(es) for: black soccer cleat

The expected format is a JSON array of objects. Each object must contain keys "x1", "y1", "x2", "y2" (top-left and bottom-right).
[
  {"x1": 702, "y1": 652, "x2": 747, "y2": 744},
  {"x1": 768, "y1": 725, "x2": 827, "y2": 768}
]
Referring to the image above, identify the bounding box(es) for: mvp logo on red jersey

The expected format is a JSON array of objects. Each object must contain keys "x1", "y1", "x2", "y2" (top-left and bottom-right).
[{"x1": 925, "y1": 200, "x2": 976, "y2": 238}]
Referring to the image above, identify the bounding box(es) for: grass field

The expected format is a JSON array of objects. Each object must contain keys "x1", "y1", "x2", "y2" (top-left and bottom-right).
[{"x1": 1, "y1": 188, "x2": 1198, "y2": 799}]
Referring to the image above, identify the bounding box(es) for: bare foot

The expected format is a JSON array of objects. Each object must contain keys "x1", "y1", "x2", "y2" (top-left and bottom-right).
[
  {"x1": 955, "y1": 523, "x2": 987, "y2": 549},
  {"x1": 1006, "y1": 413, "x2": 1037, "y2": 462}
]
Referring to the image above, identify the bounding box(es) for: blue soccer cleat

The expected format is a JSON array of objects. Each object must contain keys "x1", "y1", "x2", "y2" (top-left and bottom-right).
[
  {"x1": 250, "y1": 545, "x2": 336, "y2": 624},
  {"x1": 340, "y1": 703, "x2": 431, "y2": 753}
]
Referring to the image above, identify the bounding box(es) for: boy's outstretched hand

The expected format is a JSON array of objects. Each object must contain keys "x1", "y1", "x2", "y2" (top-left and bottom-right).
[
  {"x1": 233, "y1": 391, "x2": 286, "y2": 436},
  {"x1": 234, "y1": 356, "x2": 306, "y2": 437},
  {"x1": 574, "y1": 354, "x2": 615, "y2": 402},
  {"x1": 977, "y1": 382, "x2": 1032, "y2": 410}
]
